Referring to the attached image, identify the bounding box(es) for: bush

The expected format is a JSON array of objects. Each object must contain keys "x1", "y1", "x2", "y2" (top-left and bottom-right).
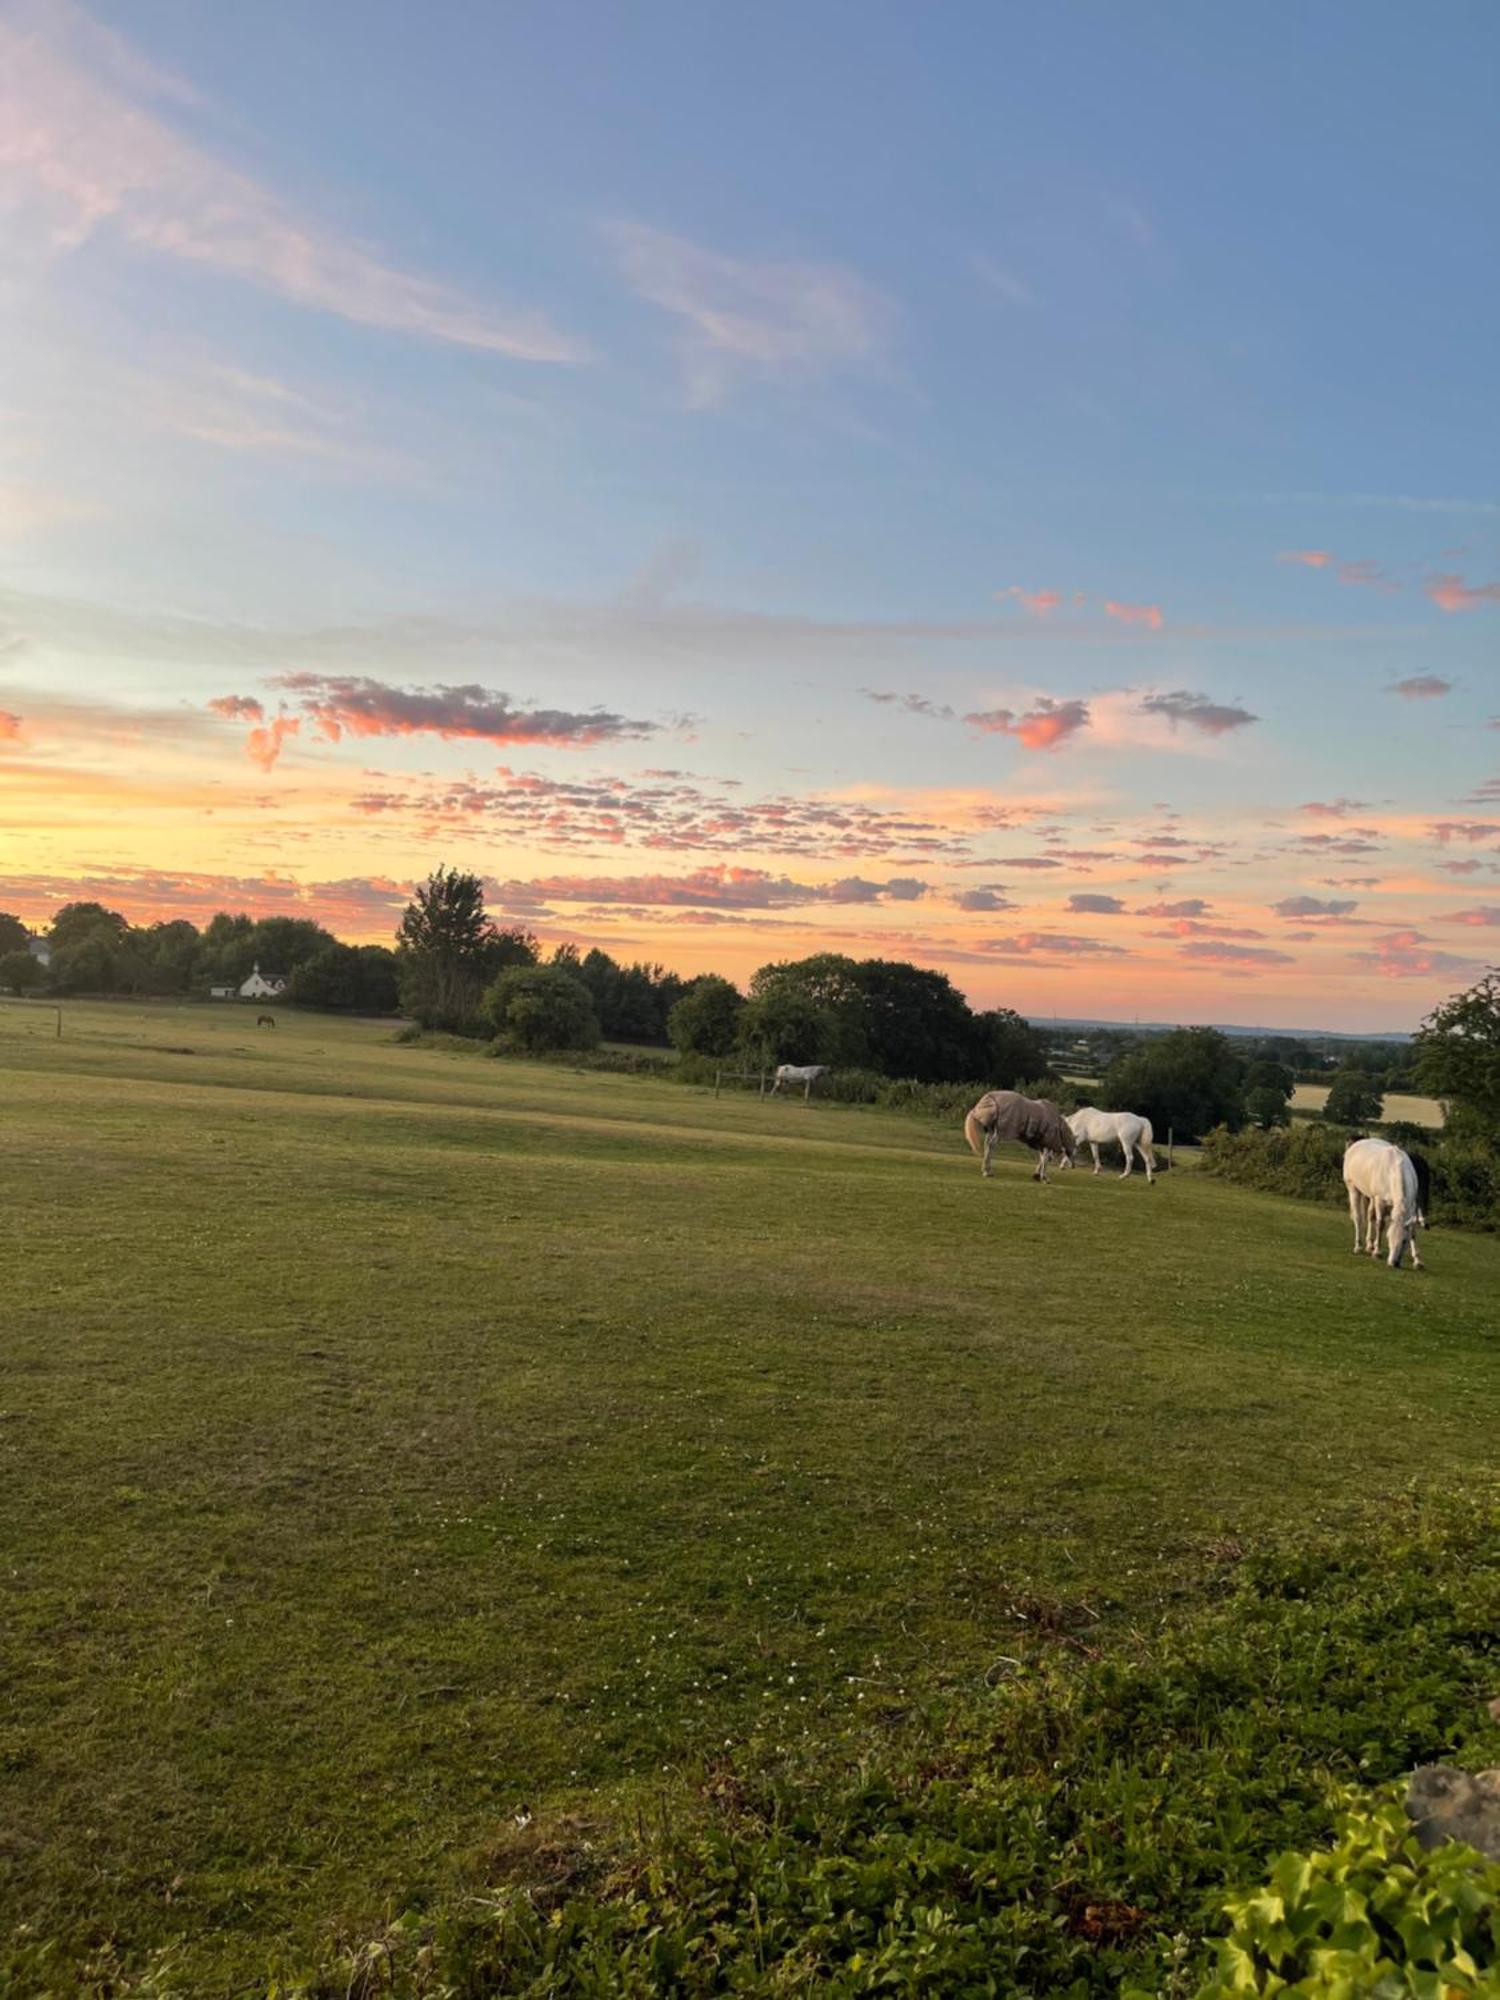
[
  {"x1": 1192, "y1": 1790, "x2": 1500, "y2": 1997},
  {"x1": 483, "y1": 964, "x2": 601, "y2": 1052},
  {"x1": 1201, "y1": 1121, "x2": 1353, "y2": 1203},
  {"x1": 667, "y1": 974, "x2": 744, "y2": 1058}
]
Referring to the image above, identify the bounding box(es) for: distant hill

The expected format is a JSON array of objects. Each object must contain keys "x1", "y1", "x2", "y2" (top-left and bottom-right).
[{"x1": 1039, "y1": 1015, "x2": 1413, "y2": 1042}]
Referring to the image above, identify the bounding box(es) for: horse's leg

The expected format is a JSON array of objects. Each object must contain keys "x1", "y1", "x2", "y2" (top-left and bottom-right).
[
  {"x1": 1033, "y1": 1146, "x2": 1048, "y2": 1182},
  {"x1": 982, "y1": 1129, "x2": 995, "y2": 1179},
  {"x1": 1369, "y1": 1198, "x2": 1385, "y2": 1257},
  {"x1": 1118, "y1": 1135, "x2": 1132, "y2": 1178},
  {"x1": 1089, "y1": 1142, "x2": 1102, "y2": 1175},
  {"x1": 1347, "y1": 1185, "x2": 1363, "y2": 1253},
  {"x1": 1142, "y1": 1140, "x2": 1155, "y2": 1184}
]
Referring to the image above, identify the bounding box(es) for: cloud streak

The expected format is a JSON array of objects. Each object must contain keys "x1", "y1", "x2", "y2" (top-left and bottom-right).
[
  {"x1": 965, "y1": 696, "x2": 1090, "y2": 750},
  {"x1": 0, "y1": 2, "x2": 586, "y2": 360}
]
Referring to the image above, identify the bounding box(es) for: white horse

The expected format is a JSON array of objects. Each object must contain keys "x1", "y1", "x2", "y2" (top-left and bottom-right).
[
  {"x1": 1062, "y1": 1107, "x2": 1156, "y2": 1182},
  {"x1": 770, "y1": 1063, "x2": 828, "y2": 1095},
  {"x1": 1343, "y1": 1137, "x2": 1424, "y2": 1270}
]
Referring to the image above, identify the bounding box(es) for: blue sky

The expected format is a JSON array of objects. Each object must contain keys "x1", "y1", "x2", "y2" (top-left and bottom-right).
[{"x1": 1, "y1": 0, "x2": 1497, "y2": 1027}]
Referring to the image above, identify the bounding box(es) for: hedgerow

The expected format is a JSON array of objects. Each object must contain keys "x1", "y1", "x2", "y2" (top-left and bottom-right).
[{"x1": 1201, "y1": 1123, "x2": 1500, "y2": 1231}]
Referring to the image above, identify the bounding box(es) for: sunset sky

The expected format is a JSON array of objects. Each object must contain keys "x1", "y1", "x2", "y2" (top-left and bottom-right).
[{"x1": 2, "y1": 0, "x2": 1497, "y2": 1031}]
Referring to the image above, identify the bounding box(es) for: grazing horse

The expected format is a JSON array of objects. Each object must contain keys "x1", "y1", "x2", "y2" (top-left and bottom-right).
[
  {"x1": 256, "y1": 1014, "x2": 276, "y2": 1029},
  {"x1": 770, "y1": 1063, "x2": 827, "y2": 1095},
  {"x1": 1343, "y1": 1137, "x2": 1424, "y2": 1269},
  {"x1": 1062, "y1": 1106, "x2": 1156, "y2": 1182},
  {"x1": 964, "y1": 1090, "x2": 1075, "y2": 1182}
]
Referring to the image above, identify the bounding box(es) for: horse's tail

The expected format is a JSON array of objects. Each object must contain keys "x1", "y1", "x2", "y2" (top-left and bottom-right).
[
  {"x1": 964, "y1": 1108, "x2": 986, "y2": 1158},
  {"x1": 1138, "y1": 1115, "x2": 1154, "y2": 1149}
]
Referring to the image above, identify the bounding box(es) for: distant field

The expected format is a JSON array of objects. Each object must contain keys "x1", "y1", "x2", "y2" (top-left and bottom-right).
[
  {"x1": 1291, "y1": 1082, "x2": 1445, "y2": 1127},
  {"x1": 2, "y1": 999, "x2": 1495, "y2": 1992}
]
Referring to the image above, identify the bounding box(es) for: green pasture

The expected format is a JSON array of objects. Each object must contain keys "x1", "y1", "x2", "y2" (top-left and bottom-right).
[{"x1": 2, "y1": 1000, "x2": 1496, "y2": 1993}]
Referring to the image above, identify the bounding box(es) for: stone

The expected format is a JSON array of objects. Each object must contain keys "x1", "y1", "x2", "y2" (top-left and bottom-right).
[{"x1": 1405, "y1": 1765, "x2": 1500, "y2": 1861}]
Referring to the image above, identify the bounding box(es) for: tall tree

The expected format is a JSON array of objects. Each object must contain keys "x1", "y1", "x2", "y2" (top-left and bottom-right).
[
  {"x1": 0, "y1": 912, "x2": 29, "y2": 958},
  {"x1": 1323, "y1": 1069, "x2": 1383, "y2": 1126},
  {"x1": 485, "y1": 963, "x2": 600, "y2": 1051},
  {"x1": 668, "y1": 975, "x2": 744, "y2": 1057},
  {"x1": 50, "y1": 902, "x2": 129, "y2": 949},
  {"x1": 396, "y1": 867, "x2": 499, "y2": 1032}
]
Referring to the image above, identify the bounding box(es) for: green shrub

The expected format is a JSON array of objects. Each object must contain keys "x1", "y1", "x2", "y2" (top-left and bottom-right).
[
  {"x1": 484, "y1": 964, "x2": 601, "y2": 1053},
  {"x1": 1191, "y1": 1791, "x2": 1500, "y2": 1997},
  {"x1": 275, "y1": 1500, "x2": 1500, "y2": 1999},
  {"x1": 1202, "y1": 1123, "x2": 1500, "y2": 1231}
]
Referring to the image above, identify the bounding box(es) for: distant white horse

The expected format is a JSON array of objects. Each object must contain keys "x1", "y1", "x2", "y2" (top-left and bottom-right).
[
  {"x1": 1343, "y1": 1137, "x2": 1424, "y2": 1270},
  {"x1": 1062, "y1": 1107, "x2": 1156, "y2": 1182},
  {"x1": 770, "y1": 1063, "x2": 828, "y2": 1095}
]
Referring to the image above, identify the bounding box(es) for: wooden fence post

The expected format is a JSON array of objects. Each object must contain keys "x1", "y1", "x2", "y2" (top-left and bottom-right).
[{"x1": 1167, "y1": 1127, "x2": 1174, "y2": 1167}]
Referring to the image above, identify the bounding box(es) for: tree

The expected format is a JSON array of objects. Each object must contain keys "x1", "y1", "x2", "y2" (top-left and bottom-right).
[
  {"x1": 1323, "y1": 1068, "x2": 1384, "y2": 1126},
  {"x1": 747, "y1": 955, "x2": 869, "y2": 1067},
  {"x1": 1101, "y1": 1027, "x2": 1246, "y2": 1141},
  {"x1": 0, "y1": 950, "x2": 43, "y2": 993},
  {"x1": 484, "y1": 964, "x2": 600, "y2": 1051},
  {"x1": 1415, "y1": 969, "x2": 1500, "y2": 1125},
  {"x1": 851, "y1": 959, "x2": 977, "y2": 1081},
  {"x1": 50, "y1": 901, "x2": 128, "y2": 950},
  {"x1": 737, "y1": 985, "x2": 838, "y2": 1067},
  {"x1": 1245, "y1": 1086, "x2": 1292, "y2": 1130},
  {"x1": 396, "y1": 867, "x2": 500, "y2": 1032},
  {"x1": 1244, "y1": 1058, "x2": 1295, "y2": 1106},
  {"x1": 288, "y1": 943, "x2": 400, "y2": 1013},
  {"x1": 0, "y1": 913, "x2": 29, "y2": 958},
  {"x1": 976, "y1": 1007, "x2": 1050, "y2": 1088},
  {"x1": 668, "y1": 975, "x2": 744, "y2": 1057}
]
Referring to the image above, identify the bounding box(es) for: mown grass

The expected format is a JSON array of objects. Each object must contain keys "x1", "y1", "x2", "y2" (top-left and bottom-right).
[{"x1": 1, "y1": 1001, "x2": 1497, "y2": 1995}]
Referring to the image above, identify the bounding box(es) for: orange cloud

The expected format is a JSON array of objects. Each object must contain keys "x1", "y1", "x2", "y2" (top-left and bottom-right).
[
  {"x1": 1425, "y1": 573, "x2": 1500, "y2": 614},
  {"x1": 1179, "y1": 941, "x2": 1294, "y2": 967},
  {"x1": 1354, "y1": 931, "x2": 1483, "y2": 979},
  {"x1": 1436, "y1": 906, "x2": 1500, "y2": 927},
  {"x1": 246, "y1": 715, "x2": 301, "y2": 771},
  {"x1": 0, "y1": 710, "x2": 22, "y2": 743},
  {"x1": 1278, "y1": 550, "x2": 1333, "y2": 568},
  {"x1": 965, "y1": 697, "x2": 1090, "y2": 750},
  {"x1": 1103, "y1": 601, "x2": 1163, "y2": 630}
]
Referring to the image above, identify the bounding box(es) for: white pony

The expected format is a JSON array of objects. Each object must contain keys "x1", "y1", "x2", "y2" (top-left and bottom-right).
[
  {"x1": 1062, "y1": 1106, "x2": 1156, "y2": 1182},
  {"x1": 770, "y1": 1063, "x2": 828, "y2": 1095},
  {"x1": 1343, "y1": 1137, "x2": 1424, "y2": 1270}
]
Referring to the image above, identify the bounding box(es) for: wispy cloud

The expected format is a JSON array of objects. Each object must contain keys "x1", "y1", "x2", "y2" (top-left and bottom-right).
[
  {"x1": 997, "y1": 586, "x2": 1062, "y2": 616},
  {"x1": 1278, "y1": 549, "x2": 1333, "y2": 568},
  {"x1": 1436, "y1": 906, "x2": 1500, "y2": 927},
  {"x1": 608, "y1": 220, "x2": 893, "y2": 405},
  {"x1": 0, "y1": 0, "x2": 586, "y2": 359},
  {"x1": 1424, "y1": 573, "x2": 1500, "y2": 614},
  {"x1": 491, "y1": 865, "x2": 929, "y2": 911},
  {"x1": 1179, "y1": 941, "x2": 1294, "y2": 967},
  {"x1": 1103, "y1": 601, "x2": 1164, "y2": 630},
  {"x1": 862, "y1": 689, "x2": 955, "y2": 720},
  {"x1": 980, "y1": 931, "x2": 1128, "y2": 959},
  {"x1": 965, "y1": 696, "x2": 1091, "y2": 750},
  {"x1": 971, "y1": 254, "x2": 1037, "y2": 307},
  {"x1": 1353, "y1": 931, "x2": 1484, "y2": 979},
  {"x1": 0, "y1": 710, "x2": 24, "y2": 743},
  {"x1": 1067, "y1": 892, "x2": 1125, "y2": 914},
  {"x1": 1273, "y1": 895, "x2": 1358, "y2": 918},
  {"x1": 1299, "y1": 798, "x2": 1373, "y2": 819},
  {"x1": 1336, "y1": 559, "x2": 1396, "y2": 593},
  {"x1": 1387, "y1": 674, "x2": 1453, "y2": 700},
  {"x1": 1136, "y1": 899, "x2": 1209, "y2": 918}
]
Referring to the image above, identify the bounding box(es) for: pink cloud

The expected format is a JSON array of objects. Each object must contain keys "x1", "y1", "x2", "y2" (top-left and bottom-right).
[
  {"x1": 0, "y1": 710, "x2": 23, "y2": 743},
  {"x1": 1149, "y1": 919, "x2": 1267, "y2": 940},
  {"x1": 1436, "y1": 906, "x2": 1500, "y2": 927},
  {"x1": 1429, "y1": 820, "x2": 1500, "y2": 845},
  {"x1": 1387, "y1": 675, "x2": 1453, "y2": 700},
  {"x1": 981, "y1": 932, "x2": 1129, "y2": 959},
  {"x1": 1336, "y1": 559, "x2": 1395, "y2": 593},
  {"x1": 246, "y1": 715, "x2": 300, "y2": 771},
  {"x1": 207, "y1": 693, "x2": 266, "y2": 722},
  {"x1": 1136, "y1": 899, "x2": 1209, "y2": 917},
  {"x1": 965, "y1": 696, "x2": 1091, "y2": 750},
  {"x1": 1103, "y1": 601, "x2": 1163, "y2": 630},
  {"x1": 1299, "y1": 798, "x2": 1372, "y2": 819},
  {"x1": 998, "y1": 587, "x2": 1063, "y2": 616},
  {"x1": 1278, "y1": 550, "x2": 1333, "y2": 568},
  {"x1": 489, "y1": 865, "x2": 929, "y2": 911},
  {"x1": 1425, "y1": 573, "x2": 1500, "y2": 614},
  {"x1": 1354, "y1": 931, "x2": 1484, "y2": 979}
]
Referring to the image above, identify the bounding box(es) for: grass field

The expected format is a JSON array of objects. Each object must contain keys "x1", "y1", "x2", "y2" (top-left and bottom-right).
[
  {"x1": 1290, "y1": 1081, "x2": 1445, "y2": 1127},
  {"x1": 2, "y1": 1000, "x2": 1497, "y2": 1994}
]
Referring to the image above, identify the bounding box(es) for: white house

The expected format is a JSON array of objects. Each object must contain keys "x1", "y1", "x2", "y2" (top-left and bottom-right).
[
  {"x1": 238, "y1": 963, "x2": 287, "y2": 1000},
  {"x1": 209, "y1": 984, "x2": 237, "y2": 1000}
]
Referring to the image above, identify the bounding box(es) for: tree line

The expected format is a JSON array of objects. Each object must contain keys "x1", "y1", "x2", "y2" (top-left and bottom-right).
[{"x1": 6, "y1": 873, "x2": 1494, "y2": 1152}]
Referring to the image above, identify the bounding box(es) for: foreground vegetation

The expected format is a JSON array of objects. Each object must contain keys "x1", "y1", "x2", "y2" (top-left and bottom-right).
[{"x1": 3, "y1": 1001, "x2": 1498, "y2": 1995}]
